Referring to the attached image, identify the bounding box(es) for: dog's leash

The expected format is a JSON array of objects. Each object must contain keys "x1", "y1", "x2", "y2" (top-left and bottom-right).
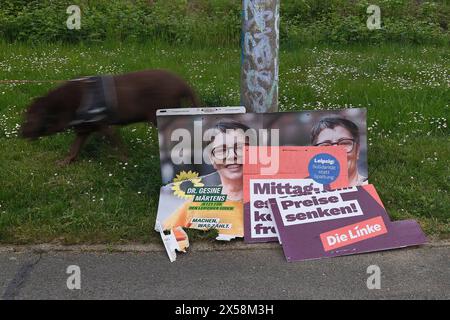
[
  {"x1": 0, "y1": 77, "x2": 91, "y2": 84},
  {"x1": 0, "y1": 79, "x2": 66, "y2": 84}
]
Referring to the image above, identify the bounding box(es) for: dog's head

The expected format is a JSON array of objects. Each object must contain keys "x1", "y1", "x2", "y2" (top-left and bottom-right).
[{"x1": 21, "y1": 95, "x2": 69, "y2": 139}]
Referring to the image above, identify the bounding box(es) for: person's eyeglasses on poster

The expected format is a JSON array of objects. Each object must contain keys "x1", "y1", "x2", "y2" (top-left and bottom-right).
[
  {"x1": 211, "y1": 143, "x2": 248, "y2": 161},
  {"x1": 314, "y1": 138, "x2": 356, "y2": 153}
]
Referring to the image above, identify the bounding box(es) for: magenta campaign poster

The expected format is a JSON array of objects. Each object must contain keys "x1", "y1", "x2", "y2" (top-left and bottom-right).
[{"x1": 267, "y1": 184, "x2": 427, "y2": 262}]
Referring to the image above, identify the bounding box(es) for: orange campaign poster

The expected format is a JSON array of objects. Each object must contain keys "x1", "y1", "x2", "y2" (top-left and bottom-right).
[{"x1": 243, "y1": 146, "x2": 350, "y2": 243}]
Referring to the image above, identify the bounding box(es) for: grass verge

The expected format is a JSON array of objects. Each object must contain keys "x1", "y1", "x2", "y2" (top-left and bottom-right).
[{"x1": 0, "y1": 41, "x2": 448, "y2": 243}]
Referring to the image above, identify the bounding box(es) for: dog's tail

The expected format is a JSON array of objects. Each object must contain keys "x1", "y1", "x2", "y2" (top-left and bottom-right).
[{"x1": 185, "y1": 86, "x2": 201, "y2": 108}]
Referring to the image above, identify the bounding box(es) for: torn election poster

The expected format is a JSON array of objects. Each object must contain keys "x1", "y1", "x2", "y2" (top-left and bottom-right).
[
  {"x1": 155, "y1": 108, "x2": 253, "y2": 240},
  {"x1": 268, "y1": 184, "x2": 427, "y2": 262},
  {"x1": 156, "y1": 221, "x2": 189, "y2": 262}
]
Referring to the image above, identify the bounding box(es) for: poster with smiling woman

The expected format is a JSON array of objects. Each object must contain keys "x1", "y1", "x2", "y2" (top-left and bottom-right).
[
  {"x1": 155, "y1": 107, "x2": 368, "y2": 241},
  {"x1": 155, "y1": 110, "x2": 261, "y2": 241}
]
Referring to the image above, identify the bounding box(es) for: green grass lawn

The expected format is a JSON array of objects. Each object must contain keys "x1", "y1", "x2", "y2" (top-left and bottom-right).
[{"x1": 0, "y1": 41, "x2": 448, "y2": 244}]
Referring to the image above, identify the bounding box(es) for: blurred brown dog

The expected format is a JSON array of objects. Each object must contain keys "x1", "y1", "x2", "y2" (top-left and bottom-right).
[{"x1": 21, "y1": 69, "x2": 199, "y2": 165}]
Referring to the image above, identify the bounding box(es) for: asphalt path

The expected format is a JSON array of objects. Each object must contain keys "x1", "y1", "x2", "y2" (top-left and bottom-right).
[{"x1": 0, "y1": 243, "x2": 448, "y2": 300}]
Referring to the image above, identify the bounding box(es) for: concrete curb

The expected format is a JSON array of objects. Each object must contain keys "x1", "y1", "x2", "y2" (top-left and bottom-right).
[
  {"x1": 0, "y1": 242, "x2": 279, "y2": 254},
  {"x1": 0, "y1": 240, "x2": 448, "y2": 254}
]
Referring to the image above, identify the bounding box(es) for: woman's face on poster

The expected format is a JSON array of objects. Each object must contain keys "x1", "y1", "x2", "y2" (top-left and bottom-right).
[
  {"x1": 314, "y1": 126, "x2": 360, "y2": 177},
  {"x1": 208, "y1": 130, "x2": 247, "y2": 181}
]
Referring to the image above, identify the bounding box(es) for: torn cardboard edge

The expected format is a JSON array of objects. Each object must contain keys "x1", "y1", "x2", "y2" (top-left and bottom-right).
[
  {"x1": 156, "y1": 217, "x2": 243, "y2": 261},
  {"x1": 156, "y1": 221, "x2": 189, "y2": 262}
]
